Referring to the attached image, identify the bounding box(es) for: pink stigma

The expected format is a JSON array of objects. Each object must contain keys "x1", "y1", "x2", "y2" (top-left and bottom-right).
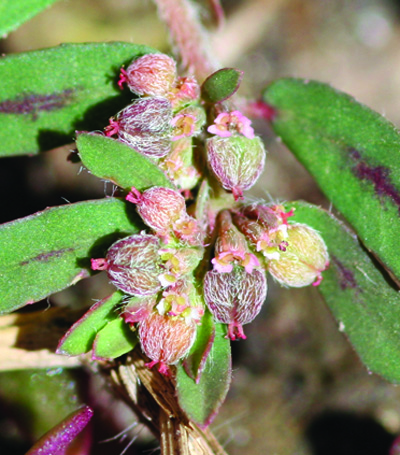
[
  {"x1": 91, "y1": 258, "x2": 108, "y2": 271},
  {"x1": 227, "y1": 322, "x2": 247, "y2": 340},
  {"x1": 232, "y1": 187, "x2": 244, "y2": 201},
  {"x1": 312, "y1": 275, "x2": 323, "y2": 287},
  {"x1": 104, "y1": 118, "x2": 120, "y2": 137},
  {"x1": 125, "y1": 187, "x2": 142, "y2": 204},
  {"x1": 280, "y1": 208, "x2": 295, "y2": 225},
  {"x1": 118, "y1": 68, "x2": 128, "y2": 89}
]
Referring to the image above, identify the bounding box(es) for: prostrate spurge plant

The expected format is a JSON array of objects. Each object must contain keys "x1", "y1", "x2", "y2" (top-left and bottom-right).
[
  {"x1": 58, "y1": 52, "x2": 330, "y2": 380},
  {"x1": 4, "y1": 1, "x2": 400, "y2": 453}
]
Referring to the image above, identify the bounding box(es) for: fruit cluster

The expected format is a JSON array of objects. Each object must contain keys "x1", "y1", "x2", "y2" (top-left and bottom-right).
[{"x1": 89, "y1": 53, "x2": 329, "y2": 375}]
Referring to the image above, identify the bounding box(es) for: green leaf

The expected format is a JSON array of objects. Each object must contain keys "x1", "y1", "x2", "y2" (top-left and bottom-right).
[
  {"x1": 0, "y1": 0, "x2": 60, "y2": 37},
  {"x1": 286, "y1": 201, "x2": 400, "y2": 383},
  {"x1": 176, "y1": 322, "x2": 231, "y2": 427},
  {"x1": 201, "y1": 68, "x2": 243, "y2": 103},
  {"x1": 0, "y1": 42, "x2": 157, "y2": 156},
  {"x1": 92, "y1": 317, "x2": 137, "y2": 360},
  {"x1": 56, "y1": 292, "x2": 124, "y2": 356},
  {"x1": 76, "y1": 133, "x2": 174, "y2": 191},
  {"x1": 0, "y1": 198, "x2": 139, "y2": 314},
  {"x1": 263, "y1": 78, "x2": 400, "y2": 282},
  {"x1": 182, "y1": 310, "x2": 215, "y2": 382}
]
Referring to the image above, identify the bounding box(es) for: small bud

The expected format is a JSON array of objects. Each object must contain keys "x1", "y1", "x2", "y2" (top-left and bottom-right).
[
  {"x1": 173, "y1": 214, "x2": 204, "y2": 246},
  {"x1": 105, "y1": 97, "x2": 173, "y2": 158},
  {"x1": 159, "y1": 138, "x2": 201, "y2": 191},
  {"x1": 203, "y1": 267, "x2": 267, "y2": 340},
  {"x1": 126, "y1": 186, "x2": 186, "y2": 235},
  {"x1": 139, "y1": 311, "x2": 197, "y2": 375},
  {"x1": 212, "y1": 210, "x2": 260, "y2": 273},
  {"x1": 171, "y1": 105, "x2": 206, "y2": 140},
  {"x1": 267, "y1": 223, "x2": 329, "y2": 287},
  {"x1": 122, "y1": 296, "x2": 157, "y2": 324},
  {"x1": 206, "y1": 135, "x2": 266, "y2": 199},
  {"x1": 118, "y1": 53, "x2": 177, "y2": 96},
  {"x1": 92, "y1": 233, "x2": 163, "y2": 296},
  {"x1": 168, "y1": 76, "x2": 200, "y2": 109}
]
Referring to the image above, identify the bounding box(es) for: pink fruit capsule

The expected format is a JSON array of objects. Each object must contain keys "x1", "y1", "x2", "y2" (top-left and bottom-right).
[
  {"x1": 105, "y1": 97, "x2": 173, "y2": 158},
  {"x1": 91, "y1": 233, "x2": 163, "y2": 296},
  {"x1": 138, "y1": 311, "x2": 197, "y2": 375},
  {"x1": 126, "y1": 186, "x2": 187, "y2": 235},
  {"x1": 203, "y1": 267, "x2": 267, "y2": 340},
  {"x1": 118, "y1": 53, "x2": 177, "y2": 96}
]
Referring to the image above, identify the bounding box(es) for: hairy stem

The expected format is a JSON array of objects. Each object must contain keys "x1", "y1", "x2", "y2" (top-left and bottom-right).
[{"x1": 153, "y1": 0, "x2": 220, "y2": 81}]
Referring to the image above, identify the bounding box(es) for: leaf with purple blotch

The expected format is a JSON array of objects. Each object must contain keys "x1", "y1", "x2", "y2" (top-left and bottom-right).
[
  {"x1": 0, "y1": 42, "x2": 157, "y2": 156},
  {"x1": 263, "y1": 78, "x2": 400, "y2": 283},
  {"x1": 176, "y1": 322, "x2": 231, "y2": 427},
  {"x1": 0, "y1": 198, "x2": 139, "y2": 314},
  {"x1": 92, "y1": 317, "x2": 138, "y2": 360},
  {"x1": 286, "y1": 201, "x2": 400, "y2": 383},
  {"x1": 26, "y1": 405, "x2": 93, "y2": 455},
  {"x1": 201, "y1": 68, "x2": 243, "y2": 103},
  {"x1": 57, "y1": 291, "x2": 124, "y2": 357}
]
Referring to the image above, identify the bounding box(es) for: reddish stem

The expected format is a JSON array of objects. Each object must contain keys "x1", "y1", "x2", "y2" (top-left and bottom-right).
[{"x1": 153, "y1": 0, "x2": 219, "y2": 81}]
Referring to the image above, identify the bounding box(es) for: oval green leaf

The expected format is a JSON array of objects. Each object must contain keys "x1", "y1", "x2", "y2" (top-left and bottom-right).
[
  {"x1": 0, "y1": 42, "x2": 157, "y2": 156},
  {"x1": 76, "y1": 133, "x2": 174, "y2": 191},
  {"x1": 0, "y1": 198, "x2": 139, "y2": 314},
  {"x1": 92, "y1": 317, "x2": 137, "y2": 360},
  {"x1": 201, "y1": 68, "x2": 243, "y2": 103},
  {"x1": 0, "y1": 0, "x2": 60, "y2": 37},
  {"x1": 176, "y1": 322, "x2": 231, "y2": 427},
  {"x1": 286, "y1": 201, "x2": 400, "y2": 383},
  {"x1": 56, "y1": 291, "x2": 124, "y2": 356},
  {"x1": 263, "y1": 78, "x2": 400, "y2": 282}
]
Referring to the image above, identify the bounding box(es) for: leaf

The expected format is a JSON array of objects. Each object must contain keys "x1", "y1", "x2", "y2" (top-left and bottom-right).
[
  {"x1": 176, "y1": 322, "x2": 231, "y2": 427},
  {"x1": 0, "y1": 42, "x2": 157, "y2": 156},
  {"x1": 0, "y1": 0, "x2": 60, "y2": 37},
  {"x1": 286, "y1": 201, "x2": 400, "y2": 383},
  {"x1": 201, "y1": 68, "x2": 243, "y2": 103},
  {"x1": 56, "y1": 292, "x2": 124, "y2": 356},
  {"x1": 76, "y1": 133, "x2": 174, "y2": 191},
  {"x1": 0, "y1": 198, "x2": 139, "y2": 314},
  {"x1": 263, "y1": 78, "x2": 400, "y2": 282},
  {"x1": 92, "y1": 317, "x2": 137, "y2": 360},
  {"x1": 182, "y1": 310, "x2": 215, "y2": 382}
]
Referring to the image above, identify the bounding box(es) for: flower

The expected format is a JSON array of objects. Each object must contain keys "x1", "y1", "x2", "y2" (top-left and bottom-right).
[{"x1": 207, "y1": 110, "x2": 254, "y2": 139}]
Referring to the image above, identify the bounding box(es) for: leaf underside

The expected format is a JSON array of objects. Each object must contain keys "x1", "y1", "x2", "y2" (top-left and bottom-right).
[
  {"x1": 201, "y1": 68, "x2": 243, "y2": 104},
  {"x1": 56, "y1": 291, "x2": 124, "y2": 357},
  {"x1": 176, "y1": 322, "x2": 231, "y2": 427},
  {"x1": 0, "y1": 42, "x2": 157, "y2": 156},
  {"x1": 288, "y1": 201, "x2": 400, "y2": 383},
  {"x1": 264, "y1": 78, "x2": 400, "y2": 282},
  {"x1": 0, "y1": 198, "x2": 139, "y2": 314}
]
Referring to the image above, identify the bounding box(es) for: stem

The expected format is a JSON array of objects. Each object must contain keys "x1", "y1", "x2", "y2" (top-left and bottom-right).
[{"x1": 153, "y1": 0, "x2": 220, "y2": 81}]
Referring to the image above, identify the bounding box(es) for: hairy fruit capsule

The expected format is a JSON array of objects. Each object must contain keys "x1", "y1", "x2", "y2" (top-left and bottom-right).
[
  {"x1": 267, "y1": 223, "x2": 329, "y2": 287},
  {"x1": 91, "y1": 234, "x2": 163, "y2": 296},
  {"x1": 105, "y1": 97, "x2": 173, "y2": 158},
  {"x1": 126, "y1": 186, "x2": 187, "y2": 235},
  {"x1": 206, "y1": 135, "x2": 266, "y2": 199},
  {"x1": 203, "y1": 267, "x2": 267, "y2": 340},
  {"x1": 138, "y1": 311, "x2": 197, "y2": 375},
  {"x1": 119, "y1": 53, "x2": 177, "y2": 96}
]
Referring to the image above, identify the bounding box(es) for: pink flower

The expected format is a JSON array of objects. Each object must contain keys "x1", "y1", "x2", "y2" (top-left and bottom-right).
[
  {"x1": 207, "y1": 110, "x2": 255, "y2": 139},
  {"x1": 171, "y1": 113, "x2": 196, "y2": 140}
]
